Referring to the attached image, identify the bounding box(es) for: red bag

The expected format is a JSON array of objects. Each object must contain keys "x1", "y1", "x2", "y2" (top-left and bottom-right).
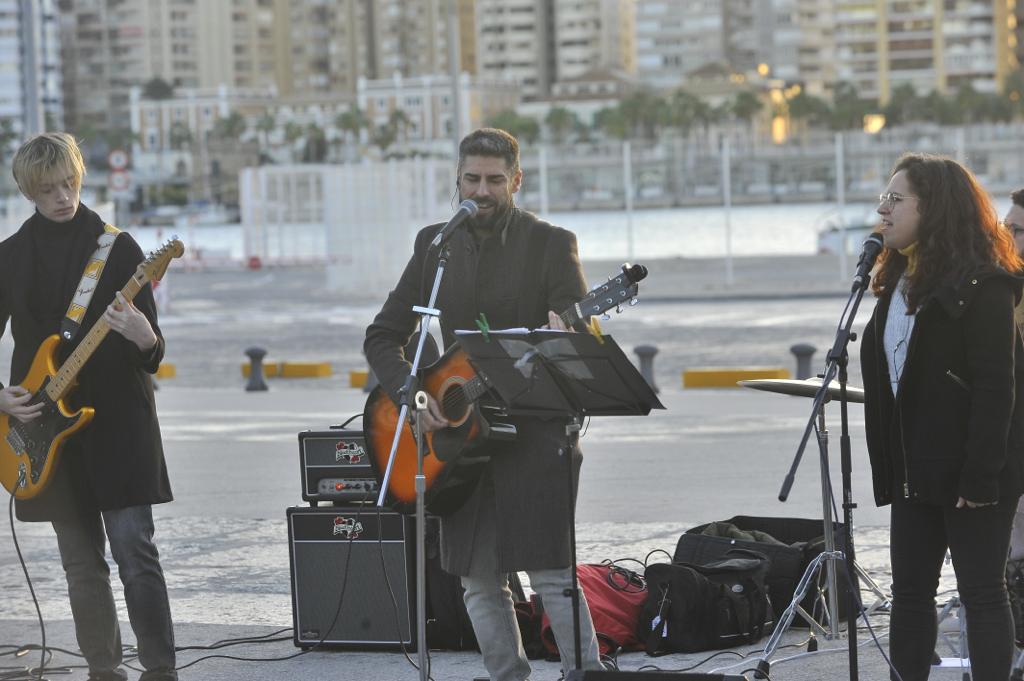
[{"x1": 541, "y1": 562, "x2": 648, "y2": 657}]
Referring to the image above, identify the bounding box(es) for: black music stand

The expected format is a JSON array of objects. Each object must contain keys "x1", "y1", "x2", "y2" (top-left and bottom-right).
[{"x1": 454, "y1": 328, "x2": 664, "y2": 671}]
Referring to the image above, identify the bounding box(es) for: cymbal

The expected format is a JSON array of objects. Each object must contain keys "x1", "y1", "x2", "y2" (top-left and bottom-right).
[{"x1": 738, "y1": 377, "x2": 865, "y2": 403}]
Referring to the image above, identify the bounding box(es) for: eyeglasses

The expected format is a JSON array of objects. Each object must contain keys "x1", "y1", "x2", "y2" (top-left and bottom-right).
[
  {"x1": 878, "y1": 192, "x2": 918, "y2": 210},
  {"x1": 1003, "y1": 221, "x2": 1024, "y2": 238}
]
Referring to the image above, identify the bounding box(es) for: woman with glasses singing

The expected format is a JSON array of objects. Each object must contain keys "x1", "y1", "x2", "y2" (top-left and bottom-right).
[{"x1": 861, "y1": 153, "x2": 1024, "y2": 680}]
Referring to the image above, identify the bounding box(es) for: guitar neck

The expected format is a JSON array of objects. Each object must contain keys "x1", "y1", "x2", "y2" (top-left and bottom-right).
[
  {"x1": 558, "y1": 305, "x2": 580, "y2": 330},
  {"x1": 45, "y1": 277, "x2": 144, "y2": 401}
]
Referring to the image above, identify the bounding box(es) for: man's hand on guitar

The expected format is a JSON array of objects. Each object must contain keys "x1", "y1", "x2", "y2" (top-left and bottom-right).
[
  {"x1": 548, "y1": 310, "x2": 573, "y2": 331},
  {"x1": 104, "y1": 292, "x2": 158, "y2": 351},
  {"x1": 419, "y1": 394, "x2": 450, "y2": 432},
  {"x1": 0, "y1": 386, "x2": 43, "y2": 423}
]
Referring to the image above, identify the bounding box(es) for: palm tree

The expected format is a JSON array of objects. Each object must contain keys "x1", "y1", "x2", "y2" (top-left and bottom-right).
[
  {"x1": 730, "y1": 91, "x2": 763, "y2": 123},
  {"x1": 544, "y1": 106, "x2": 578, "y2": 143},
  {"x1": 829, "y1": 82, "x2": 874, "y2": 130},
  {"x1": 618, "y1": 90, "x2": 668, "y2": 140},
  {"x1": 666, "y1": 89, "x2": 708, "y2": 137},
  {"x1": 593, "y1": 107, "x2": 628, "y2": 140},
  {"x1": 283, "y1": 121, "x2": 305, "y2": 162},
  {"x1": 372, "y1": 122, "x2": 397, "y2": 153},
  {"x1": 388, "y1": 109, "x2": 412, "y2": 145},
  {"x1": 0, "y1": 118, "x2": 18, "y2": 166},
  {"x1": 255, "y1": 112, "x2": 276, "y2": 161},
  {"x1": 788, "y1": 92, "x2": 832, "y2": 128},
  {"x1": 302, "y1": 123, "x2": 328, "y2": 163},
  {"x1": 211, "y1": 112, "x2": 247, "y2": 143},
  {"x1": 486, "y1": 110, "x2": 540, "y2": 144},
  {"x1": 142, "y1": 77, "x2": 174, "y2": 100},
  {"x1": 334, "y1": 106, "x2": 368, "y2": 146}
]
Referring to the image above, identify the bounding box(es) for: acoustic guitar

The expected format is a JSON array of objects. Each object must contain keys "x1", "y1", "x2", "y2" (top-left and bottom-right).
[
  {"x1": 0, "y1": 239, "x2": 184, "y2": 499},
  {"x1": 365, "y1": 262, "x2": 648, "y2": 515}
]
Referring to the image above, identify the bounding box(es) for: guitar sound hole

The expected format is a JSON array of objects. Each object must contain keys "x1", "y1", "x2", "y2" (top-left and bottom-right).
[{"x1": 440, "y1": 385, "x2": 468, "y2": 422}]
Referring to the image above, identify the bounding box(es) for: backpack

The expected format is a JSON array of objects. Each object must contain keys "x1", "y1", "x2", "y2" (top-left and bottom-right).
[
  {"x1": 639, "y1": 549, "x2": 774, "y2": 654},
  {"x1": 539, "y1": 562, "x2": 649, "y2": 658}
]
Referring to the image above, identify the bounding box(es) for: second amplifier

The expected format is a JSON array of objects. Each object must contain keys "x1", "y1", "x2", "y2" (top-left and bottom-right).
[{"x1": 298, "y1": 428, "x2": 378, "y2": 505}]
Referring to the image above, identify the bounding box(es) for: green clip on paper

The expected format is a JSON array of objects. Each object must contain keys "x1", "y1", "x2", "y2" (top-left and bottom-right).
[{"x1": 475, "y1": 312, "x2": 490, "y2": 342}]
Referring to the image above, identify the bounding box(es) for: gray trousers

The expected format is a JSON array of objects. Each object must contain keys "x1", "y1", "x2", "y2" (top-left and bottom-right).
[
  {"x1": 51, "y1": 505, "x2": 177, "y2": 680},
  {"x1": 459, "y1": 493, "x2": 602, "y2": 681}
]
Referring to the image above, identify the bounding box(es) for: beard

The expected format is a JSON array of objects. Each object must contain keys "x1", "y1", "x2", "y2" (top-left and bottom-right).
[{"x1": 462, "y1": 194, "x2": 513, "y2": 234}]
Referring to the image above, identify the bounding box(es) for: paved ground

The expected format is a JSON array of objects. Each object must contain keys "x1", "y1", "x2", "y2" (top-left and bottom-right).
[{"x1": 0, "y1": 255, "x2": 980, "y2": 680}]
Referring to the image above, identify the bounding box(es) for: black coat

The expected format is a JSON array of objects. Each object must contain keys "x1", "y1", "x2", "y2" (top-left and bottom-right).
[
  {"x1": 0, "y1": 205, "x2": 172, "y2": 521},
  {"x1": 861, "y1": 268, "x2": 1024, "y2": 507},
  {"x1": 364, "y1": 208, "x2": 588, "y2": 575}
]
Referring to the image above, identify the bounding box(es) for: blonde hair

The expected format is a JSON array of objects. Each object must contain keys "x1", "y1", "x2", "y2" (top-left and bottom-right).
[{"x1": 11, "y1": 132, "x2": 86, "y2": 199}]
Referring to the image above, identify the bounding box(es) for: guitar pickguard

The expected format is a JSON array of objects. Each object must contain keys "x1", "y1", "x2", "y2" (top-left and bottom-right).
[{"x1": 5, "y1": 390, "x2": 77, "y2": 486}]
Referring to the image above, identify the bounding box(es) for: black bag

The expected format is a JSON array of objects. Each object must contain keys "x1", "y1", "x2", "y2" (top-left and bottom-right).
[
  {"x1": 675, "y1": 516, "x2": 856, "y2": 625},
  {"x1": 424, "y1": 517, "x2": 525, "y2": 650},
  {"x1": 639, "y1": 549, "x2": 774, "y2": 654}
]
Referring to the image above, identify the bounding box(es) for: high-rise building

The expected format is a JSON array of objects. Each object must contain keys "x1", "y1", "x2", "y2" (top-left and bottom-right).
[
  {"x1": 1, "y1": 0, "x2": 62, "y2": 136},
  {"x1": 634, "y1": 0, "x2": 804, "y2": 90},
  {"x1": 794, "y1": 0, "x2": 835, "y2": 98},
  {"x1": 833, "y1": 0, "x2": 1017, "y2": 103},
  {"x1": 474, "y1": 0, "x2": 555, "y2": 100},
  {"x1": 553, "y1": 0, "x2": 635, "y2": 81},
  {"x1": 635, "y1": 0, "x2": 724, "y2": 89},
  {"x1": 60, "y1": 0, "x2": 206, "y2": 132},
  {"x1": 272, "y1": 0, "x2": 372, "y2": 97},
  {"x1": 59, "y1": 0, "x2": 477, "y2": 132}
]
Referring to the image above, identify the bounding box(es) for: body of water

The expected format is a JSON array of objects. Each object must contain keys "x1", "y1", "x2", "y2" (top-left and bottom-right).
[
  {"x1": 123, "y1": 195, "x2": 1016, "y2": 264},
  {"x1": 125, "y1": 201, "x2": 884, "y2": 263}
]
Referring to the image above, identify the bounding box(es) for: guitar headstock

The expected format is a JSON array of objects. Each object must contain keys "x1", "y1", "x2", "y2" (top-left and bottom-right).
[
  {"x1": 135, "y1": 238, "x2": 185, "y2": 284},
  {"x1": 573, "y1": 262, "x2": 648, "y2": 322}
]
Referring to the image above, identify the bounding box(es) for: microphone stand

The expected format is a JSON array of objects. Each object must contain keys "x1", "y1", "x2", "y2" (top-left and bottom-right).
[
  {"x1": 767, "y1": 275, "x2": 872, "y2": 681},
  {"x1": 376, "y1": 241, "x2": 453, "y2": 681}
]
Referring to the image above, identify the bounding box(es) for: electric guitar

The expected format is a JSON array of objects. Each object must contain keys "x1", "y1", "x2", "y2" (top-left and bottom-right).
[
  {"x1": 0, "y1": 239, "x2": 185, "y2": 499},
  {"x1": 365, "y1": 263, "x2": 648, "y2": 516}
]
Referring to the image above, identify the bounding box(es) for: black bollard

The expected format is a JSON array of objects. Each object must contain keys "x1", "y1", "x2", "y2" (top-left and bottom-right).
[
  {"x1": 790, "y1": 342, "x2": 817, "y2": 380},
  {"x1": 245, "y1": 346, "x2": 269, "y2": 391},
  {"x1": 633, "y1": 344, "x2": 660, "y2": 393}
]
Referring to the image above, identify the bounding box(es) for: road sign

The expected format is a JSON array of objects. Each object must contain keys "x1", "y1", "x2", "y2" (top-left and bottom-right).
[
  {"x1": 108, "y1": 149, "x2": 129, "y2": 170},
  {"x1": 108, "y1": 170, "x2": 131, "y2": 193}
]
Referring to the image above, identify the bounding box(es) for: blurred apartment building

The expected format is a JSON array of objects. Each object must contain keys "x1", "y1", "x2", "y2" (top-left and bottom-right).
[
  {"x1": 833, "y1": 0, "x2": 1016, "y2": 102},
  {"x1": 634, "y1": 0, "x2": 1017, "y2": 103},
  {"x1": 0, "y1": 0, "x2": 62, "y2": 136},
  {"x1": 51, "y1": 0, "x2": 1024, "y2": 143}
]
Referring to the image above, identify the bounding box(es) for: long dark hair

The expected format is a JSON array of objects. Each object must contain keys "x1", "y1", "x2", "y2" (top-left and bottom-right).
[{"x1": 872, "y1": 152, "x2": 1022, "y2": 308}]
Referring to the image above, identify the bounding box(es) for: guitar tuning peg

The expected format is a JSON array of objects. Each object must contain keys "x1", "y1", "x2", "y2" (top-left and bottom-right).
[
  {"x1": 629, "y1": 298, "x2": 639, "y2": 306},
  {"x1": 615, "y1": 305, "x2": 622, "y2": 314},
  {"x1": 600, "y1": 313, "x2": 611, "y2": 321}
]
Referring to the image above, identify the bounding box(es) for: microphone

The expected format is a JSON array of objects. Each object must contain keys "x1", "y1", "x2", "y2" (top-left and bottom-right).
[
  {"x1": 430, "y1": 199, "x2": 479, "y2": 248},
  {"x1": 851, "y1": 233, "x2": 884, "y2": 291}
]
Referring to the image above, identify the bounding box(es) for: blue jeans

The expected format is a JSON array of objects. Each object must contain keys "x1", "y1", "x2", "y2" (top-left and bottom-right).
[
  {"x1": 889, "y1": 493, "x2": 1019, "y2": 681},
  {"x1": 51, "y1": 505, "x2": 176, "y2": 680}
]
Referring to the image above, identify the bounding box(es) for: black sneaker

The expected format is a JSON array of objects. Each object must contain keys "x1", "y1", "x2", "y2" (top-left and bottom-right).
[{"x1": 87, "y1": 671, "x2": 128, "y2": 681}]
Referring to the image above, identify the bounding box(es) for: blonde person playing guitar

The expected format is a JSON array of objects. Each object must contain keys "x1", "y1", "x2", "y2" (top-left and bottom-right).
[{"x1": 0, "y1": 133, "x2": 178, "y2": 681}]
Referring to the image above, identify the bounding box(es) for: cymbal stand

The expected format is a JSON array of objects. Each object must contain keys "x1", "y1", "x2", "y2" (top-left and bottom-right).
[{"x1": 756, "y1": 273, "x2": 875, "y2": 681}]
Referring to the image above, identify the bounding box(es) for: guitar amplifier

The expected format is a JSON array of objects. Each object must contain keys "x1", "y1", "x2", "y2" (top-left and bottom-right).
[
  {"x1": 288, "y1": 505, "x2": 416, "y2": 649},
  {"x1": 298, "y1": 428, "x2": 379, "y2": 505}
]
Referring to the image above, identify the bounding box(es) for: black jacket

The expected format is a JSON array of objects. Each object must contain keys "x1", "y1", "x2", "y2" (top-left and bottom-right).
[
  {"x1": 0, "y1": 205, "x2": 172, "y2": 521},
  {"x1": 364, "y1": 207, "x2": 588, "y2": 574},
  {"x1": 861, "y1": 268, "x2": 1024, "y2": 507}
]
